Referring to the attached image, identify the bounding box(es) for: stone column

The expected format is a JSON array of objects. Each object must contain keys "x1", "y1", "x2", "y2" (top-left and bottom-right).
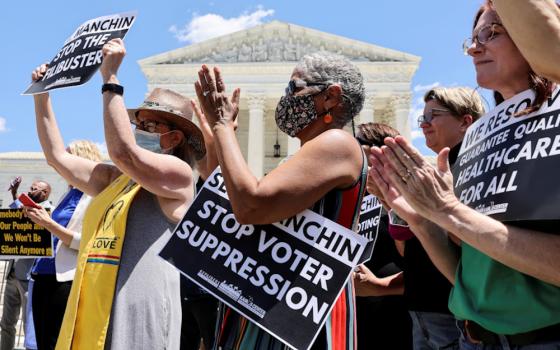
[
  {"x1": 287, "y1": 136, "x2": 300, "y2": 156},
  {"x1": 390, "y1": 93, "x2": 412, "y2": 140},
  {"x1": 358, "y1": 95, "x2": 375, "y2": 124},
  {"x1": 247, "y1": 95, "x2": 266, "y2": 178}
]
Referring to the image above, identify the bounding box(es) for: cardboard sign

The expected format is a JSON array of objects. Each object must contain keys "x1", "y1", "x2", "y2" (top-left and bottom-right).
[
  {"x1": 0, "y1": 209, "x2": 53, "y2": 258},
  {"x1": 23, "y1": 11, "x2": 136, "y2": 95},
  {"x1": 453, "y1": 87, "x2": 560, "y2": 222},
  {"x1": 159, "y1": 169, "x2": 372, "y2": 350},
  {"x1": 356, "y1": 194, "x2": 383, "y2": 262}
]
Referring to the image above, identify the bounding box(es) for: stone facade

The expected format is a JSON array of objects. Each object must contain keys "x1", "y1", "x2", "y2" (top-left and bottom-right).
[
  {"x1": 138, "y1": 20, "x2": 421, "y2": 176},
  {"x1": 1, "y1": 21, "x2": 420, "y2": 195}
]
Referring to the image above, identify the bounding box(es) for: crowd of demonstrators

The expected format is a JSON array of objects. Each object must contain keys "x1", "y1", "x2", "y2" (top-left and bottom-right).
[
  {"x1": 1, "y1": 179, "x2": 51, "y2": 350},
  {"x1": 193, "y1": 52, "x2": 366, "y2": 349},
  {"x1": 357, "y1": 88, "x2": 484, "y2": 350},
  {"x1": 1, "y1": 1, "x2": 559, "y2": 349},
  {"x1": 22, "y1": 141, "x2": 101, "y2": 350},
  {"x1": 369, "y1": 1, "x2": 560, "y2": 349},
  {"x1": 352, "y1": 122, "x2": 412, "y2": 350}
]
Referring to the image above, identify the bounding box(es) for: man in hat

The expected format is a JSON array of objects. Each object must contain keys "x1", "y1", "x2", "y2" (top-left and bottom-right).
[{"x1": 29, "y1": 38, "x2": 223, "y2": 349}]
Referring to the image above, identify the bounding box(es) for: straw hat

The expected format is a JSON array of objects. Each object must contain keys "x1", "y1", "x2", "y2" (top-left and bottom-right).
[{"x1": 128, "y1": 88, "x2": 205, "y2": 160}]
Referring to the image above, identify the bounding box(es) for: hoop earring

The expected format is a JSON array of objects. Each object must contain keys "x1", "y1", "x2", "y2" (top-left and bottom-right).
[{"x1": 323, "y1": 114, "x2": 333, "y2": 124}]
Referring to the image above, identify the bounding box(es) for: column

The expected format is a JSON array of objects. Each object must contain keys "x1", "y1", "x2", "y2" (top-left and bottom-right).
[
  {"x1": 287, "y1": 136, "x2": 300, "y2": 156},
  {"x1": 390, "y1": 93, "x2": 412, "y2": 140},
  {"x1": 247, "y1": 94, "x2": 265, "y2": 178},
  {"x1": 358, "y1": 95, "x2": 375, "y2": 124}
]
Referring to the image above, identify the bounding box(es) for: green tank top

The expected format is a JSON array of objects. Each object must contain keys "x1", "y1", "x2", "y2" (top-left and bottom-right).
[{"x1": 449, "y1": 242, "x2": 560, "y2": 334}]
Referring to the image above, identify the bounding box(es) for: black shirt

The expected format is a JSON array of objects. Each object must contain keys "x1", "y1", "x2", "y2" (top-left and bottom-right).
[{"x1": 402, "y1": 141, "x2": 462, "y2": 313}]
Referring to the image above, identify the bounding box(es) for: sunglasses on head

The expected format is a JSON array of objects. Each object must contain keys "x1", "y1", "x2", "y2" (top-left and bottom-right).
[{"x1": 285, "y1": 79, "x2": 329, "y2": 95}]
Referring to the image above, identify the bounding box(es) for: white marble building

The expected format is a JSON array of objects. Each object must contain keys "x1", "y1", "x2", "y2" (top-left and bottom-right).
[
  {"x1": 138, "y1": 20, "x2": 421, "y2": 177},
  {"x1": 1, "y1": 21, "x2": 420, "y2": 202}
]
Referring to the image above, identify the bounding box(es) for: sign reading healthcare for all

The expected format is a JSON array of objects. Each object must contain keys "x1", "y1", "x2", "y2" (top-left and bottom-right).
[
  {"x1": 159, "y1": 169, "x2": 372, "y2": 350},
  {"x1": 0, "y1": 209, "x2": 53, "y2": 258},
  {"x1": 23, "y1": 11, "x2": 136, "y2": 95},
  {"x1": 453, "y1": 86, "x2": 560, "y2": 221}
]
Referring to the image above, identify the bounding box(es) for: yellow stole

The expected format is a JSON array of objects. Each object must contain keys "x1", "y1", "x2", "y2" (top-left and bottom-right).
[{"x1": 56, "y1": 175, "x2": 141, "y2": 350}]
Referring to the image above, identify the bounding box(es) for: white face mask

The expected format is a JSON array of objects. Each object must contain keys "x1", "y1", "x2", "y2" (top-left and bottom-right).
[{"x1": 134, "y1": 129, "x2": 166, "y2": 153}]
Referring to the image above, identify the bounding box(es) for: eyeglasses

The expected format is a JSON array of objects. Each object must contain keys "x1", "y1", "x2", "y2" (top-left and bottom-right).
[
  {"x1": 285, "y1": 79, "x2": 329, "y2": 95},
  {"x1": 417, "y1": 108, "x2": 453, "y2": 126},
  {"x1": 131, "y1": 119, "x2": 174, "y2": 133},
  {"x1": 29, "y1": 186, "x2": 47, "y2": 194},
  {"x1": 463, "y1": 22, "x2": 505, "y2": 55}
]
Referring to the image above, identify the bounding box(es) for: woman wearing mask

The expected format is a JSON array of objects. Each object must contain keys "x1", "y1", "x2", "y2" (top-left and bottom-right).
[
  {"x1": 195, "y1": 52, "x2": 366, "y2": 349},
  {"x1": 31, "y1": 38, "x2": 207, "y2": 349},
  {"x1": 369, "y1": 2, "x2": 560, "y2": 349}
]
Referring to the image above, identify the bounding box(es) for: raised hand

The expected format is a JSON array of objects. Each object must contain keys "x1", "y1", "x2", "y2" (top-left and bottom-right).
[
  {"x1": 368, "y1": 145, "x2": 424, "y2": 226},
  {"x1": 379, "y1": 136, "x2": 459, "y2": 219},
  {"x1": 100, "y1": 38, "x2": 126, "y2": 83},
  {"x1": 31, "y1": 64, "x2": 49, "y2": 82},
  {"x1": 194, "y1": 65, "x2": 240, "y2": 128}
]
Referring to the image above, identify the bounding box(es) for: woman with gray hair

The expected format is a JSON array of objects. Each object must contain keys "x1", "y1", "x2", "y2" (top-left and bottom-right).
[{"x1": 194, "y1": 52, "x2": 366, "y2": 349}]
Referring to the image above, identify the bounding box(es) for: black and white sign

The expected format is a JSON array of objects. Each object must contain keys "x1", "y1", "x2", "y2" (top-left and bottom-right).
[
  {"x1": 23, "y1": 12, "x2": 136, "y2": 95},
  {"x1": 0, "y1": 209, "x2": 53, "y2": 258},
  {"x1": 356, "y1": 194, "x2": 382, "y2": 261},
  {"x1": 453, "y1": 87, "x2": 560, "y2": 221},
  {"x1": 159, "y1": 169, "x2": 372, "y2": 350}
]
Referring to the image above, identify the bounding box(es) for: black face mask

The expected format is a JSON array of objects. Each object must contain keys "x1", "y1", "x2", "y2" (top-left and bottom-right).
[{"x1": 28, "y1": 190, "x2": 44, "y2": 203}]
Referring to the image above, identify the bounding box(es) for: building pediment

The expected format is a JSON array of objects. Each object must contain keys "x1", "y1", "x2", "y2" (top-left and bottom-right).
[{"x1": 139, "y1": 20, "x2": 420, "y2": 65}]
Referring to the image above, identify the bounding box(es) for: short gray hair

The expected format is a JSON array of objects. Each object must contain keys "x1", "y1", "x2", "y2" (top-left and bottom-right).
[{"x1": 296, "y1": 52, "x2": 365, "y2": 126}]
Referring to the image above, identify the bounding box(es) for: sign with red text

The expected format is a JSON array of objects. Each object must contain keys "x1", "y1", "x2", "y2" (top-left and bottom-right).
[{"x1": 159, "y1": 169, "x2": 372, "y2": 350}]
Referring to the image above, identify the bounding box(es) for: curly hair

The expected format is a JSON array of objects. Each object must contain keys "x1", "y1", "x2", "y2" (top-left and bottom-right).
[
  {"x1": 67, "y1": 140, "x2": 102, "y2": 162},
  {"x1": 296, "y1": 51, "x2": 365, "y2": 127}
]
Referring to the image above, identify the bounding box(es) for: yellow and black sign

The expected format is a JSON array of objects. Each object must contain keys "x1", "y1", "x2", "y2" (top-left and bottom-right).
[{"x1": 0, "y1": 209, "x2": 53, "y2": 258}]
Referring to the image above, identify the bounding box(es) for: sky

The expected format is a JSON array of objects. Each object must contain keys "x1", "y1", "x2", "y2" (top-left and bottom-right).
[{"x1": 0, "y1": 0, "x2": 491, "y2": 156}]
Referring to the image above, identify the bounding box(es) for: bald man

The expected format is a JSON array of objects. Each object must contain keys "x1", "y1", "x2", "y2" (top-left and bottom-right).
[{"x1": 1, "y1": 179, "x2": 52, "y2": 350}]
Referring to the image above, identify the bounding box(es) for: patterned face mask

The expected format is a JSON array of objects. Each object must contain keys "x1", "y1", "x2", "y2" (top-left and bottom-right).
[{"x1": 275, "y1": 93, "x2": 322, "y2": 137}]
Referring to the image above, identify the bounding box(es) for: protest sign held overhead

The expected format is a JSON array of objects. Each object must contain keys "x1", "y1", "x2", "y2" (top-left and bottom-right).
[
  {"x1": 453, "y1": 86, "x2": 560, "y2": 222},
  {"x1": 0, "y1": 209, "x2": 53, "y2": 258},
  {"x1": 159, "y1": 169, "x2": 373, "y2": 350},
  {"x1": 22, "y1": 11, "x2": 136, "y2": 95}
]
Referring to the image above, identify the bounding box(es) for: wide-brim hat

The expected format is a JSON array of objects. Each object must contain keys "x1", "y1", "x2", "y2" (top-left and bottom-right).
[{"x1": 128, "y1": 88, "x2": 206, "y2": 160}]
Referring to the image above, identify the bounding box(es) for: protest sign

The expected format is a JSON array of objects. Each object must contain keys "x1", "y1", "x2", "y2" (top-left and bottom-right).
[
  {"x1": 22, "y1": 11, "x2": 136, "y2": 95},
  {"x1": 159, "y1": 169, "x2": 372, "y2": 350},
  {"x1": 0, "y1": 209, "x2": 53, "y2": 258},
  {"x1": 356, "y1": 194, "x2": 382, "y2": 261},
  {"x1": 453, "y1": 86, "x2": 560, "y2": 221}
]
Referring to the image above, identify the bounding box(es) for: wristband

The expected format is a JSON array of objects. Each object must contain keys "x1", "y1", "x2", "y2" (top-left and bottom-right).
[{"x1": 101, "y1": 83, "x2": 124, "y2": 96}]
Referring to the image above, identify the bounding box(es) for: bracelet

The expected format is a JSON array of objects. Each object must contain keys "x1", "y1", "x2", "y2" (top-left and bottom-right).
[{"x1": 101, "y1": 83, "x2": 124, "y2": 96}]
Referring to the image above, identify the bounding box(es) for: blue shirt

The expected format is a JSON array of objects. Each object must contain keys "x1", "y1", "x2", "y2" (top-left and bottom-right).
[{"x1": 31, "y1": 188, "x2": 83, "y2": 275}]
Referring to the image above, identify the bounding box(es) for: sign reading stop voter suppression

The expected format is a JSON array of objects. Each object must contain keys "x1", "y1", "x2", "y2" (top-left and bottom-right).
[{"x1": 159, "y1": 169, "x2": 372, "y2": 350}]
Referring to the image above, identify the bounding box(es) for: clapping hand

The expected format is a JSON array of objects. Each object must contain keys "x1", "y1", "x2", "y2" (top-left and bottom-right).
[{"x1": 194, "y1": 65, "x2": 240, "y2": 128}]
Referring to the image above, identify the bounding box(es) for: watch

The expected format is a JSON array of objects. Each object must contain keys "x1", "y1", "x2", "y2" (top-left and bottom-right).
[{"x1": 101, "y1": 83, "x2": 124, "y2": 96}]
